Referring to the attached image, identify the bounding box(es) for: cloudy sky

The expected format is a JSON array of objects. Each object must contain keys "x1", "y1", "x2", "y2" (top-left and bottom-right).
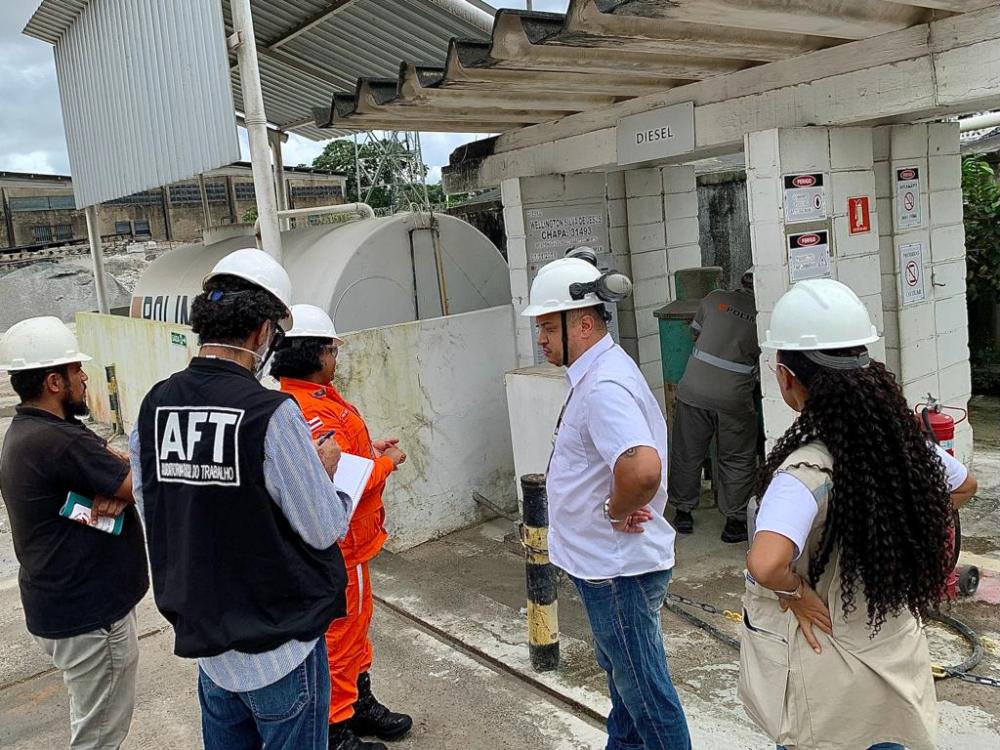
[{"x1": 1, "y1": 0, "x2": 569, "y2": 183}]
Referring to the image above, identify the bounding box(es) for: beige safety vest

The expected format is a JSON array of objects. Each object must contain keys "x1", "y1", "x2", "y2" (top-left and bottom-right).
[{"x1": 738, "y1": 442, "x2": 937, "y2": 750}]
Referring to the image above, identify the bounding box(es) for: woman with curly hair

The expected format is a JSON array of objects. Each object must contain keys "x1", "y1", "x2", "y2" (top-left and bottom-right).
[
  {"x1": 270, "y1": 304, "x2": 410, "y2": 750},
  {"x1": 739, "y1": 279, "x2": 977, "y2": 750}
]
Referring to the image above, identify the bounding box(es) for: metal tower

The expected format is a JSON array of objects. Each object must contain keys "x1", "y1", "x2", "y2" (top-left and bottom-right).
[{"x1": 353, "y1": 130, "x2": 430, "y2": 215}]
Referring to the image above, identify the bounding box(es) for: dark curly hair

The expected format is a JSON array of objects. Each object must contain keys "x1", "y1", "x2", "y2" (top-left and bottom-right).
[
  {"x1": 10, "y1": 365, "x2": 68, "y2": 402},
  {"x1": 755, "y1": 347, "x2": 954, "y2": 633},
  {"x1": 270, "y1": 337, "x2": 329, "y2": 380},
  {"x1": 189, "y1": 275, "x2": 287, "y2": 346}
]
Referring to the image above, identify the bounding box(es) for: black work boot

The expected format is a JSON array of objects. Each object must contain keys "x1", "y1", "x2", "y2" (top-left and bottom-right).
[
  {"x1": 348, "y1": 672, "x2": 413, "y2": 741},
  {"x1": 673, "y1": 510, "x2": 694, "y2": 534},
  {"x1": 721, "y1": 517, "x2": 749, "y2": 544},
  {"x1": 328, "y1": 720, "x2": 386, "y2": 750}
]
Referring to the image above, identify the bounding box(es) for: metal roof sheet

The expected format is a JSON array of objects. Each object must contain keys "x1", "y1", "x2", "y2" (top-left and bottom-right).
[{"x1": 24, "y1": 0, "x2": 495, "y2": 141}]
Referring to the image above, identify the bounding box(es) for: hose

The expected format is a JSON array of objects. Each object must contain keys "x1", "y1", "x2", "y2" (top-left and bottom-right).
[{"x1": 663, "y1": 592, "x2": 999, "y2": 687}]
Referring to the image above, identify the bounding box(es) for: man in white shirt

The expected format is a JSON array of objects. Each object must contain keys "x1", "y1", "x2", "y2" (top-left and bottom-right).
[{"x1": 521, "y1": 257, "x2": 692, "y2": 750}]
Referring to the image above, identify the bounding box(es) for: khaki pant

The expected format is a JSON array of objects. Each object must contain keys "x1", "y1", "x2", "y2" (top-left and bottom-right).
[{"x1": 33, "y1": 610, "x2": 139, "y2": 750}]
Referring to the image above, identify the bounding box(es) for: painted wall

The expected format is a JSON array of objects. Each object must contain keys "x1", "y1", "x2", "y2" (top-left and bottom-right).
[
  {"x1": 504, "y1": 366, "x2": 570, "y2": 508},
  {"x1": 76, "y1": 313, "x2": 199, "y2": 427},
  {"x1": 76, "y1": 305, "x2": 520, "y2": 551},
  {"x1": 332, "y1": 306, "x2": 519, "y2": 550}
]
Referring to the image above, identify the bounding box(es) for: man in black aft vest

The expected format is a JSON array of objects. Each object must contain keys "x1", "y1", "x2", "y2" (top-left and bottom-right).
[{"x1": 129, "y1": 248, "x2": 350, "y2": 750}]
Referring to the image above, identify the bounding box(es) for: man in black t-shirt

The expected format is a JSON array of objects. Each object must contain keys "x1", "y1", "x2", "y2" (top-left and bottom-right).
[{"x1": 0, "y1": 316, "x2": 148, "y2": 750}]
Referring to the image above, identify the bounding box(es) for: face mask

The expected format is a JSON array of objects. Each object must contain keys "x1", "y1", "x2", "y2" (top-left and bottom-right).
[{"x1": 202, "y1": 322, "x2": 285, "y2": 380}]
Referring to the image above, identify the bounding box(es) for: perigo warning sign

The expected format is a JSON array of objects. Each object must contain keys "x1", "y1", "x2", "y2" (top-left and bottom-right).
[{"x1": 783, "y1": 173, "x2": 827, "y2": 224}]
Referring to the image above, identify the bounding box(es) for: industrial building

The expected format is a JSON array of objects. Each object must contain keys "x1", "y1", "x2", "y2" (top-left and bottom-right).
[{"x1": 0, "y1": 161, "x2": 347, "y2": 249}]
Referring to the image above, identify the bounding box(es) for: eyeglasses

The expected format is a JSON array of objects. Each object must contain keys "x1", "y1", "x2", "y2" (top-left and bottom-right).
[
  {"x1": 321, "y1": 344, "x2": 339, "y2": 357},
  {"x1": 767, "y1": 361, "x2": 796, "y2": 378}
]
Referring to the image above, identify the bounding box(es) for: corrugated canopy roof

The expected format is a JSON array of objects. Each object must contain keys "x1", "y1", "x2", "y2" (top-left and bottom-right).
[
  {"x1": 23, "y1": 0, "x2": 496, "y2": 141},
  {"x1": 309, "y1": 0, "x2": 994, "y2": 134},
  {"x1": 24, "y1": 1, "x2": 995, "y2": 141}
]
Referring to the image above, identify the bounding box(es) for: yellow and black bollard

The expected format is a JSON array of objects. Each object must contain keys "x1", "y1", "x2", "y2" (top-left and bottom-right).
[
  {"x1": 520, "y1": 473, "x2": 559, "y2": 672},
  {"x1": 105, "y1": 364, "x2": 124, "y2": 435}
]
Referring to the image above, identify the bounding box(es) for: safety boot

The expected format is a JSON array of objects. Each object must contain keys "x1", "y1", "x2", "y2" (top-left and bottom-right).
[
  {"x1": 348, "y1": 672, "x2": 413, "y2": 741},
  {"x1": 673, "y1": 510, "x2": 694, "y2": 534},
  {"x1": 721, "y1": 517, "x2": 748, "y2": 544},
  {"x1": 328, "y1": 721, "x2": 386, "y2": 750}
]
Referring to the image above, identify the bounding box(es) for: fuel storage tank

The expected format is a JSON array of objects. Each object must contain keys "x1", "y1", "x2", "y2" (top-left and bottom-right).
[{"x1": 131, "y1": 212, "x2": 511, "y2": 332}]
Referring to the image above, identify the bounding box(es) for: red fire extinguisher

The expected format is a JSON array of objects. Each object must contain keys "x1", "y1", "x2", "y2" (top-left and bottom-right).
[
  {"x1": 915, "y1": 395, "x2": 968, "y2": 456},
  {"x1": 914, "y1": 395, "x2": 977, "y2": 599}
]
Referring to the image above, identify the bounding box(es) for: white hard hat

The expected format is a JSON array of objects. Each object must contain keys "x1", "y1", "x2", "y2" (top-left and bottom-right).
[
  {"x1": 285, "y1": 304, "x2": 345, "y2": 345},
  {"x1": 521, "y1": 258, "x2": 605, "y2": 317},
  {"x1": 764, "y1": 278, "x2": 879, "y2": 351},
  {"x1": 0, "y1": 316, "x2": 92, "y2": 371},
  {"x1": 203, "y1": 248, "x2": 292, "y2": 313}
]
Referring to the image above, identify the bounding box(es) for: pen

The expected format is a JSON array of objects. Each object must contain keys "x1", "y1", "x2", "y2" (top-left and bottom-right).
[{"x1": 318, "y1": 430, "x2": 336, "y2": 445}]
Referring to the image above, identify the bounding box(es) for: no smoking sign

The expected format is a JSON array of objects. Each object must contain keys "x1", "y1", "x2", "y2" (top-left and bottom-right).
[
  {"x1": 899, "y1": 242, "x2": 926, "y2": 306},
  {"x1": 896, "y1": 167, "x2": 922, "y2": 230}
]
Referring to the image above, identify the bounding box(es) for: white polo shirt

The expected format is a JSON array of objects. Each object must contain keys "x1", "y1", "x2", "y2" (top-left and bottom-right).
[{"x1": 545, "y1": 334, "x2": 676, "y2": 580}]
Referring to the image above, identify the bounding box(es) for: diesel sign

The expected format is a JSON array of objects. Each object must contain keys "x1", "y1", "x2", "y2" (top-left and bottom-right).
[{"x1": 617, "y1": 102, "x2": 694, "y2": 166}]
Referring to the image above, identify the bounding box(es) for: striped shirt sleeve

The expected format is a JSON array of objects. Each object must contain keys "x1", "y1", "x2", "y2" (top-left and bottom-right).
[{"x1": 263, "y1": 399, "x2": 351, "y2": 550}]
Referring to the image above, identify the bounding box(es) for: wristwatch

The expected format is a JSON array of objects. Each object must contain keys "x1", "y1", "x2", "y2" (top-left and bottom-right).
[
  {"x1": 774, "y1": 577, "x2": 804, "y2": 601},
  {"x1": 602, "y1": 497, "x2": 625, "y2": 523}
]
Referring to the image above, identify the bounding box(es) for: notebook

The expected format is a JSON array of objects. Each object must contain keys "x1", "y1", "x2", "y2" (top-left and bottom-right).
[
  {"x1": 334, "y1": 452, "x2": 375, "y2": 518},
  {"x1": 58, "y1": 491, "x2": 125, "y2": 535}
]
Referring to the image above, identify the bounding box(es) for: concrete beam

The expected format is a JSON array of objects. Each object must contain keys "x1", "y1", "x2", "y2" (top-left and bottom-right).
[
  {"x1": 488, "y1": 10, "x2": 752, "y2": 79},
  {"x1": 580, "y1": 0, "x2": 944, "y2": 40},
  {"x1": 564, "y1": 0, "x2": 844, "y2": 61},
  {"x1": 445, "y1": 41, "x2": 684, "y2": 97},
  {"x1": 443, "y1": 7, "x2": 1000, "y2": 193},
  {"x1": 351, "y1": 79, "x2": 566, "y2": 125},
  {"x1": 398, "y1": 63, "x2": 616, "y2": 112}
]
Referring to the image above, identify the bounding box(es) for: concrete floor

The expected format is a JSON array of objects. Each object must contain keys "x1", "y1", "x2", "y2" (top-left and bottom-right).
[
  {"x1": 0, "y1": 587, "x2": 608, "y2": 749},
  {"x1": 1, "y1": 373, "x2": 999, "y2": 748}
]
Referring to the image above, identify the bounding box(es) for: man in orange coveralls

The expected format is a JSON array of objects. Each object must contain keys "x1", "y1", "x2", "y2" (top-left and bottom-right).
[{"x1": 270, "y1": 304, "x2": 410, "y2": 750}]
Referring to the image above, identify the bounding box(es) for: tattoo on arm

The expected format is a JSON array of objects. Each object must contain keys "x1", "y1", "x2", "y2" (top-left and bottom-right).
[{"x1": 621, "y1": 447, "x2": 638, "y2": 458}]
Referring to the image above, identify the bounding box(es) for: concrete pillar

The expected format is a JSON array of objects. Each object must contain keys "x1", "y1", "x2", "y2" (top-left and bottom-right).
[
  {"x1": 160, "y1": 186, "x2": 174, "y2": 241},
  {"x1": 746, "y1": 126, "x2": 884, "y2": 447},
  {"x1": 606, "y1": 172, "x2": 637, "y2": 361},
  {"x1": 226, "y1": 176, "x2": 239, "y2": 224},
  {"x1": 875, "y1": 123, "x2": 972, "y2": 460},
  {"x1": 501, "y1": 173, "x2": 610, "y2": 367},
  {"x1": 623, "y1": 168, "x2": 665, "y2": 387},
  {"x1": 619, "y1": 165, "x2": 701, "y2": 408}
]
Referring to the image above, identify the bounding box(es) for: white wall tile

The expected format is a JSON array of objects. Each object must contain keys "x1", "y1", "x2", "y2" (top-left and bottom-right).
[
  {"x1": 830, "y1": 127, "x2": 874, "y2": 171},
  {"x1": 625, "y1": 168, "x2": 663, "y2": 198},
  {"x1": 777, "y1": 128, "x2": 831, "y2": 173}
]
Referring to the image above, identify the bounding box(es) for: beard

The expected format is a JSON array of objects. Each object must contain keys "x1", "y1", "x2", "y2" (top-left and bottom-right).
[{"x1": 63, "y1": 390, "x2": 89, "y2": 418}]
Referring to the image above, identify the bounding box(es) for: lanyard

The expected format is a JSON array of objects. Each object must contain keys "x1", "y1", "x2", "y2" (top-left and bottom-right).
[
  {"x1": 545, "y1": 387, "x2": 574, "y2": 478},
  {"x1": 544, "y1": 345, "x2": 615, "y2": 478}
]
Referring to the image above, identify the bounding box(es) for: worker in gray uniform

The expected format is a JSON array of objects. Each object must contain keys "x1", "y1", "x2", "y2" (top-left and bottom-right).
[{"x1": 668, "y1": 269, "x2": 760, "y2": 543}]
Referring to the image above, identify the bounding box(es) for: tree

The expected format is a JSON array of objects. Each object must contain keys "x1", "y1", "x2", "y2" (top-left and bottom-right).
[
  {"x1": 313, "y1": 137, "x2": 419, "y2": 210},
  {"x1": 963, "y1": 154, "x2": 1000, "y2": 302}
]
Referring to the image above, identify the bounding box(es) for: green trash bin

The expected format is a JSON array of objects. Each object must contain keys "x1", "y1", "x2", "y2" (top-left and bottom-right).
[{"x1": 653, "y1": 267, "x2": 723, "y2": 432}]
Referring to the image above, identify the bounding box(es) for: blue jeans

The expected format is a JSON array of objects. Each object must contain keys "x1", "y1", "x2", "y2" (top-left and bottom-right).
[
  {"x1": 198, "y1": 639, "x2": 331, "y2": 750},
  {"x1": 570, "y1": 569, "x2": 692, "y2": 750}
]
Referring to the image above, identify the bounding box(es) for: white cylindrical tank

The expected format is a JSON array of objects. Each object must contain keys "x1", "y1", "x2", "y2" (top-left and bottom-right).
[{"x1": 131, "y1": 212, "x2": 511, "y2": 332}]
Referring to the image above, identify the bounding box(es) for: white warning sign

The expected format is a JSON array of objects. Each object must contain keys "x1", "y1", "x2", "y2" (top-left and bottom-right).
[
  {"x1": 895, "y1": 167, "x2": 922, "y2": 230},
  {"x1": 787, "y1": 231, "x2": 832, "y2": 283},
  {"x1": 899, "y1": 242, "x2": 926, "y2": 306},
  {"x1": 782, "y1": 173, "x2": 827, "y2": 224}
]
